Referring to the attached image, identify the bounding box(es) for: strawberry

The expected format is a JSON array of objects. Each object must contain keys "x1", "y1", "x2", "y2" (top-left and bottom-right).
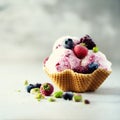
[
  {"x1": 73, "y1": 44, "x2": 88, "y2": 59},
  {"x1": 40, "y1": 83, "x2": 54, "y2": 96}
]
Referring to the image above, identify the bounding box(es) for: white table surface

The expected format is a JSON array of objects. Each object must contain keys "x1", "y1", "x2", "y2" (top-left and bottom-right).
[{"x1": 0, "y1": 62, "x2": 120, "y2": 120}]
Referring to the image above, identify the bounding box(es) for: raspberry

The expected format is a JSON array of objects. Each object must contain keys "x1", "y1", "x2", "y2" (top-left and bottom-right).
[
  {"x1": 73, "y1": 45, "x2": 88, "y2": 59},
  {"x1": 80, "y1": 35, "x2": 96, "y2": 49}
]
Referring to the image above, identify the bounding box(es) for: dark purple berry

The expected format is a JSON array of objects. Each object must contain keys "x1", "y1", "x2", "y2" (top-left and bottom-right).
[
  {"x1": 88, "y1": 62, "x2": 99, "y2": 73},
  {"x1": 80, "y1": 35, "x2": 96, "y2": 49},
  {"x1": 84, "y1": 99, "x2": 90, "y2": 104},
  {"x1": 63, "y1": 92, "x2": 73, "y2": 100},
  {"x1": 63, "y1": 38, "x2": 74, "y2": 49},
  {"x1": 73, "y1": 66, "x2": 89, "y2": 74}
]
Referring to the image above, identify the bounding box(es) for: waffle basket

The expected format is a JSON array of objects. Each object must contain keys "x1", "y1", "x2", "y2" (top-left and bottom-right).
[{"x1": 43, "y1": 67, "x2": 111, "y2": 92}]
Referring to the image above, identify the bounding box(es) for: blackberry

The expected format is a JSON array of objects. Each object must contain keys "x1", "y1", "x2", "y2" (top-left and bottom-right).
[{"x1": 80, "y1": 35, "x2": 96, "y2": 49}]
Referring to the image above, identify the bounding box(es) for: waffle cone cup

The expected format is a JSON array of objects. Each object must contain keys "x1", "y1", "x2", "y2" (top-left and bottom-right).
[{"x1": 43, "y1": 67, "x2": 111, "y2": 92}]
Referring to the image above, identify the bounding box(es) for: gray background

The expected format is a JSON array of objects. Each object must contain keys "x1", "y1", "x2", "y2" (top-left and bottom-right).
[{"x1": 0, "y1": 0, "x2": 120, "y2": 65}]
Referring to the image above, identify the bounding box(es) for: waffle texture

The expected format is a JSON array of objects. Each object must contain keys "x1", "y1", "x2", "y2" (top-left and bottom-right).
[{"x1": 44, "y1": 67, "x2": 111, "y2": 92}]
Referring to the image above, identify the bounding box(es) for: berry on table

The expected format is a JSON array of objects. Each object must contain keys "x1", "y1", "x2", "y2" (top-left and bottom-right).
[
  {"x1": 34, "y1": 83, "x2": 41, "y2": 88},
  {"x1": 84, "y1": 99, "x2": 90, "y2": 104},
  {"x1": 40, "y1": 83, "x2": 54, "y2": 96},
  {"x1": 26, "y1": 84, "x2": 35, "y2": 93},
  {"x1": 63, "y1": 38, "x2": 74, "y2": 49},
  {"x1": 63, "y1": 92, "x2": 73, "y2": 100}
]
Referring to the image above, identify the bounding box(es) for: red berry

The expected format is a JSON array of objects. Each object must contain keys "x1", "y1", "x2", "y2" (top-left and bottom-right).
[
  {"x1": 40, "y1": 83, "x2": 54, "y2": 96},
  {"x1": 43, "y1": 57, "x2": 49, "y2": 65},
  {"x1": 73, "y1": 45, "x2": 88, "y2": 59}
]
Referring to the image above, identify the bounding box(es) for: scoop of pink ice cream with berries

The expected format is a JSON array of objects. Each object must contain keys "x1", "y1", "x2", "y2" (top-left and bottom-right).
[
  {"x1": 44, "y1": 35, "x2": 112, "y2": 73},
  {"x1": 45, "y1": 48, "x2": 81, "y2": 73}
]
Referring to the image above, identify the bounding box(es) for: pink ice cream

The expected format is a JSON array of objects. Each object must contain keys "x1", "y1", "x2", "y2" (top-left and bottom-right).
[
  {"x1": 44, "y1": 35, "x2": 112, "y2": 73},
  {"x1": 81, "y1": 50, "x2": 112, "y2": 71},
  {"x1": 45, "y1": 48, "x2": 81, "y2": 73}
]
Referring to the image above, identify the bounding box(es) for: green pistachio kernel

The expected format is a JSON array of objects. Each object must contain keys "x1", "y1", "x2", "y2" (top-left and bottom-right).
[
  {"x1": 80, "y1": 43, "x2": 86, "y2": 46},
  {"x1": 30, "y1": 88, "x2": 40, "y2": 94},
  {"x1": 48, "y1": 97, "x2": 56, "y2": 102},
  {"x1": 93, "y1": 46, "x2": 99, "y2": 53},
  {"x1": 73, "y1": 94, "x2": 82, "y2": 102},
  {"x1": 37, "y1": 98, "x2": 41, "y2": 102},
  {"x1": 17, "y1": 90, "x2": 21, "y2": 92},
  {"x1": 35, "y1": 93, "x2": 44, "y2": 99},
  {"x1": 53, "y1": 91, "x2": 63, "y2": 98},
  {"x1": 24, "y1": 80, "x2": 28, "y2": 86}
]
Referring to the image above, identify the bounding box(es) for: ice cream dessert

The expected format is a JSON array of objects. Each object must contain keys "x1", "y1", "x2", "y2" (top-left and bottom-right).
[{"x1": 43, "y1": 35, "x2": 112, "y2": 92}]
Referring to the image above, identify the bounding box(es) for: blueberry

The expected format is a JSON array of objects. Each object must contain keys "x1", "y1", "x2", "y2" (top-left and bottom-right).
[
  {"x1": 26, "y1": 84, "x2": 34, "y2": 93},
  {"x1": 34, "y1": 83, "x2": 41, "y2": 88},
  {"x1": 63, "y1": 38, "x2": 74, "y2": 49},
  {"x1": 63, "y1": 92, "x2": 73, "y2": 100},
  {"x1": 88, "y1": 62, "x2": 99, "y2": 73}
]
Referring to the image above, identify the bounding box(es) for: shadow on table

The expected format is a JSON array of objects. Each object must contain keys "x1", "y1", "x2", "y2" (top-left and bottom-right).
[{"x1": 94, "y1": 87, "x2": 120, "y2": 95}]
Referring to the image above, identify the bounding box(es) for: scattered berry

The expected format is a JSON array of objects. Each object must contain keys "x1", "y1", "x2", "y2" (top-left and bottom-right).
[
  {"x1": 34, "y1": 83, "x2": 41, "y2": 88},
  {"x1": 73, "y1": 45, "x2": 88, "y2": 59},
  {"x1": 40, "y1": 83, "x2": 54, "y2": 96},
  {"x1": 26, "y1": 84, "x2": 35, "y2": 93},
  {"x1": 53, "y1": 91, "x2": 63, "y2": 98},
  {"x1": 93, "y1": 46, "x2": 99, "y2": 53},
  {"x1": 88, "y1": 62, "x2": 99, "y2": 73},
  {"x1": 48, "y1": 97, "x2": 56, "y2": 102},
  {"x1": 73, "y1": 94, "x2": 82, "y2": 102},
  {"x1": 63, "y1": 38, "x2": 74, "y2": 49},
  {"x1": 80, "y1": 35, "x2": 96, "y2": 49},
  {"x1": 84, "y1": 99, "x2": 90, "y2": 104},
  {"x1": 63, "y1": 92, "x2": 73, "y2": 100}
]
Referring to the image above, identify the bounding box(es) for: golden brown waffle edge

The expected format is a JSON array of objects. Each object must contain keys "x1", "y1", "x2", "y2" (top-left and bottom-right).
[{"x1": 43, "y1": 67, "x2": 112, "y2": 92}]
